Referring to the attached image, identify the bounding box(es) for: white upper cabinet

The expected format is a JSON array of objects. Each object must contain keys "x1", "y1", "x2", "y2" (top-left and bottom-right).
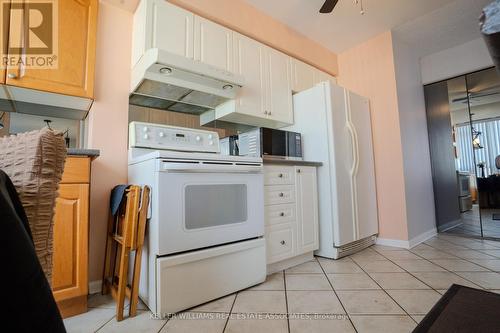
[
  {"x1": 313, "y1": 69, "x2": 337, "y2": 85},
  {"x1": 292, "y1": 58, "x2": 337, "y2": 92},
  {"x1": 132, "y1": 0, "x2": 194, "y2": 66},
  {"x1": 233, "y1": 33, "x2": 266, "y2": 117},
  {"x1": 194, "y1": 16, "x2": 233, "y2": 72},
  {"x1": 292, "y1": 59, "x2": 316, "y2": 92},
  {"x1": 265, "y1": 49, "x2": 293, "y2": 124}
]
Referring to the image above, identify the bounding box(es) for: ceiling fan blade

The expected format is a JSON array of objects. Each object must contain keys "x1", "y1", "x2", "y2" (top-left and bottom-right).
[{"x1": 319, "y1": 0, "x2": 339, "y2": 13}]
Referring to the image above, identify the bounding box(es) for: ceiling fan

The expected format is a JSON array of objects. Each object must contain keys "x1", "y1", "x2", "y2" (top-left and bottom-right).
[
  {"x1": 319, "y1": 0, "x2": 365, "y2": 14},
  {"x1": 319, "y1": 0, "x2": 339, "y2": 13}
]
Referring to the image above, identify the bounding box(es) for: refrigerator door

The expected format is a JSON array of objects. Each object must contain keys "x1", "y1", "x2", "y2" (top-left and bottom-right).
[
  {"x1": 345, "y1": 91, "x2": 378, "y2": 241},
  {"x1": 327, "y1": 86, "x2": 378, "y2": 246}
]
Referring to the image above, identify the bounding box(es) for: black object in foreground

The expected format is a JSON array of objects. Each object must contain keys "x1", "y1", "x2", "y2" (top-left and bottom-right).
[{"x1": 414, "y1": 284, "x2": 500, "y2": 332}]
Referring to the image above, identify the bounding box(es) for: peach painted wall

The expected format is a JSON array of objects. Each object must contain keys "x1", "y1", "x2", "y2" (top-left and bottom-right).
[
  {"x1": 87, "y1": 2, "x2": 132, "y2": 282},
  {"x1": 168, "y1": 0, "x2": 338, "y2": 76},
  {"x1": 337, "y1": 31, "x2": 409, "y2": 241}
]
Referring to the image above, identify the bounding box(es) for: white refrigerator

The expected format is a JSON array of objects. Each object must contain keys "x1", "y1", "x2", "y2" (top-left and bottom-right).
[{"x1": 286, "y1": 82, "x2": 378, "y2": 259}]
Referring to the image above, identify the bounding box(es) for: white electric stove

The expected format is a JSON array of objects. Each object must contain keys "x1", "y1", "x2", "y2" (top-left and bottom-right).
[{"x1": 128, "y1": 121, "x2": 266, "y2": 317}]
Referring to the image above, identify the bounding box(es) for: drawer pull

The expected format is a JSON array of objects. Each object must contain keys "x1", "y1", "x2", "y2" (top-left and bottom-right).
[
  {"x1": 280, "y1": 212, "x2": 285, "y2": 217},
  {"x1": 297, "y1": 169, "x2": 301, "y2": 173},
  {"x1": 280, "y1": 240, "x2": 286, "y2": 245},
  {"x1": 279, "y1": 192, "x2": 284, "y2": 197},
  {"x1": 278, "y1": 173, "x2": 283, "y2": 178}
]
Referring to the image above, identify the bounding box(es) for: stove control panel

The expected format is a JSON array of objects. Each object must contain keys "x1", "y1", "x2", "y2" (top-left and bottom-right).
[{"x1": 129, "y1": 121, "x2": 220, "y2": 153}]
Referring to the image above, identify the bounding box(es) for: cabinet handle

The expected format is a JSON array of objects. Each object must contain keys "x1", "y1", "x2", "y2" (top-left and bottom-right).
[
  {"x1": 279, "y1": 192, "x2": 284, "y2": 197},
  {"x1": 280, "y1": 212, "x2": 285, "y2": 217},
  {"x1": 264, "y1": 111, "x2": 268, "y2": 115},
  {"x1": 297, "y1": 169, "x2": 301, "y2": 173},
  {"x1": 280, "y1": 240, "x2": 286, "y2": 245},
  {"x1": 278, "y1": 173, "x2": 283, "y2": 178},
  {"x1": 268, "y1": 111, "x2": 272, "y2": 115},
  {"x1": 7, "y1": 73, "x2": 17, "y2": 79}
]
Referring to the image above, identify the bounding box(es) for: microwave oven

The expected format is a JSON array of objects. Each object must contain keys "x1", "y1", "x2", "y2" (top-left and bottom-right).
[{"x1": 238, "y1": 128, "x2": 302, "y2": 160}]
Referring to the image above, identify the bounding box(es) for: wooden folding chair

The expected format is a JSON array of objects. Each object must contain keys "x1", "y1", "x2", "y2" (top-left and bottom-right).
[{"x1": 102, "y1": 185, "x2": 150, "y2": 321}]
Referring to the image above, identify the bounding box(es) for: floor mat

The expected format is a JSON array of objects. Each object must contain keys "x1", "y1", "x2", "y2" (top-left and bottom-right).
[{"x1": 413, "y1": 284, "x2": 500, "y2": 332}]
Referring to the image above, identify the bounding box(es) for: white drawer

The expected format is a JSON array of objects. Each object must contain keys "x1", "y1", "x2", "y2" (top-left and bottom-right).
[
  {"x1": 264, "y1": 165, "x2": 295, "y2": 185},
  {"x1": 266, "y1": 224, "x2": 295, "y2": 264},
  {"x1": 265, "y1": 185, "x2": 295, "y2": 205},
  {"x1": 265, "y1": 203, "x2": 296, "y2": 226}
]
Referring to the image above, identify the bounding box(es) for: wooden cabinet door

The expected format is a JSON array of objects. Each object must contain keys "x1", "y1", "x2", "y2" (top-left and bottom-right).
[
  {"x1": 148, "y1": 0, "x2": 194, "y2": 60},
  {"x1": 194, "y1": 16, "x2": 233, "y2": 72},
  {"x1": 5, "y1": 0, "x2": 98, "y2": 98},
  {"x1": 52, "y1": 184, "x2": 89, "y2": 301},
  {"x1": 292, "y1": 59, "x2": 315, "y2": 93},
  {"x1": 233, "y1": 33, "x2": 265, "y2": 117},
  {"x1": 265, "y1": 48, "x2": 293, "y2": 124},
  {"x1": 295, "y1": 166, "x2": 319, "y2": 253}
]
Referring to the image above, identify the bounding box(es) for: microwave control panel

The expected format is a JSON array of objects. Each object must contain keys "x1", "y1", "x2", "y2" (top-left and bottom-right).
[{"x1": 129, "y1": 121, "x2": 220, "y2": 153}]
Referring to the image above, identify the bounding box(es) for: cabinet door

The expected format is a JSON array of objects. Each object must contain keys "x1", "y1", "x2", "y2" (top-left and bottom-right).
[
  {"x1": 194, "y1": 16, "x2": 233, "y2": 72},
  {"x1": 233, "y1": 33, "x2": 265, "y2": 117},
  {"x1": 266, "y1": 224, "x2": 295, "y2": 264},
  {"x1": 147, "y1": 0, "x2": 193, "y2": 60},
  {"x1": 52, "y1": 184, "x2": 89, "y2": 301},
  {"x1": 5, "y1": 0, "x2": 98, "y2": 98},
  {"x1": 292, "y1": 60, "x2": 315, "y2": 92},
  {"x1": 266, "y1": 49, "x2": 293, "y2": 124},
  {"x1": 295, "y1": 166, "x2": 319, "y2": 253},
  {"x1": 313, "y1": 69, "x2": 336, "y2": 85}
]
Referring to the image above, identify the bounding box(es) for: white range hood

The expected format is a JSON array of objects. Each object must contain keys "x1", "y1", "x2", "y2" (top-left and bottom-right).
[{"x1": 130, "y1": 48, "x2": 244, "y2": 115}]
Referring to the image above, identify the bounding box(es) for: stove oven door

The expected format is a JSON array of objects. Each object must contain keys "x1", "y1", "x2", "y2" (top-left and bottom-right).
[{"x1": 156, "y1": 160, "x2": 264, "y2": 256}]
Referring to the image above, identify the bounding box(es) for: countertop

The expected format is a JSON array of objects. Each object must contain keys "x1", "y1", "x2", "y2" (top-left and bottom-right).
[
  {"x1": 263, "y1": 158, "x2": 322, "y2": 167},
  {"x1": 67, "y1": 148, "x2": 100, "y2": 157}
]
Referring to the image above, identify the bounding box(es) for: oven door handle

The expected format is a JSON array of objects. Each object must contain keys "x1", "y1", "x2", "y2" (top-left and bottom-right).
[{"x1": 160, "y1": 163, "x2": 263, "y2": 173}]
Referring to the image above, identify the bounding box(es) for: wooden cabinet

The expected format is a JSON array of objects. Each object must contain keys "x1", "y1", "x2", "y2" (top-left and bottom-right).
[
  {"x1": 5, "y1": 0, "x2": 98, "y2": 98},
  {"x1": 194, "y1": 16, "x2": 233, "y2": 72},
  {"x1": 264, "y1": 165, "x2": 319, "y2": 268},
  {"x1": 52, "y1": 156, "x2": 93, "y2": 318},
  {"x1": 295, "y1": 166, "x2": 319, "y2": 253}
]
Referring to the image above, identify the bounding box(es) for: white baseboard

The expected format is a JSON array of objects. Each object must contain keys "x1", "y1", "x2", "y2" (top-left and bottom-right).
[
  {"x1": 438, "y1": 219, "x2": 462, "y2": 233},
  {"x1": 408, "y1": 228, "x2": 437, "y2": 248},
  {"x1": 375, "y1": 237, "x2": 410, "y2": 249},
  {"x1": 376, "y1": 228, "x2": 438, "y2": 250},
  {"x1": 89, "y1": 280, "x2": 102, "y2": 295}
]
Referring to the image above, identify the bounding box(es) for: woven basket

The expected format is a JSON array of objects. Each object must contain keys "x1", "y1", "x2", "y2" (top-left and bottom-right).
[{"x1": 0, "y1": 128, "x2": 67, "y2": 283}]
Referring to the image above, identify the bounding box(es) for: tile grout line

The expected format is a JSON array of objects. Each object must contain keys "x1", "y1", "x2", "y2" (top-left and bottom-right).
[
  {"x1": 316, "y1": 257, "x2": 359, "y2": 333},
  {"x1": 221, "y1": 290, "x2": 238, "y2": 333},
  {"x1": 347, "y1": 255, "x2": 420, "y2": 325},
  {"x1": 374, "y1": 242, "x2": 482, "y2": 290},
  {"x1": 411, "y1": 238, "x2": 499, "y2": 289},
  {"x1": 94, "y1": 314, "x2": 117, "y2": 332},
  {"x1": 283, "y1": 269, "x2": 291, "y2": 333}
]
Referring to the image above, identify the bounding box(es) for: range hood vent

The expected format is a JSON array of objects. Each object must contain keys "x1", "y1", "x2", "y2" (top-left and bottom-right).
[{"x1": 130, "y1": 49, "x2": 244, "y2": 115}]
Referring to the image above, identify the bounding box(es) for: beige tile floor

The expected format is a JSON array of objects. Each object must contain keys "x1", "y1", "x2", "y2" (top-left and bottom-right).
[{"x1": 64, "y1": 234, "x2": 500, "y2": 333}]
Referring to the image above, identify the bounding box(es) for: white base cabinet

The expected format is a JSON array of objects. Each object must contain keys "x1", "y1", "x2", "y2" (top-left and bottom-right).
[{"x1": 264, "y1": 165, "x2": 319, "y2": 267}]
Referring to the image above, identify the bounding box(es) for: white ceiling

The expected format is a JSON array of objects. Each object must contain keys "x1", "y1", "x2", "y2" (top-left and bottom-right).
[{"x1": 243, "y1": 0, "x2": 490, "y2": 55}]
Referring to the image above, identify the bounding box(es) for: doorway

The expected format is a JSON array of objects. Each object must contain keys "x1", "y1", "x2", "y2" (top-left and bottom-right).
[{"x1": 425, "y1": 67, "x2": 500, "y2": 239}]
